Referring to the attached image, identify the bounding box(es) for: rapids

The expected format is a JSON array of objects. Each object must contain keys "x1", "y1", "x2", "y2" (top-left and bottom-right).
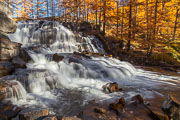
[{"x1": 3, "y1": 20, "x2": 179, "y2": 116}]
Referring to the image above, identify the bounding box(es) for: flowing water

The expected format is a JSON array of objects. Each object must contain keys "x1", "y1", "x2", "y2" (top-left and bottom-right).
[{"x1": 3, "y1": 20, "x2": 180, "y2": 116}]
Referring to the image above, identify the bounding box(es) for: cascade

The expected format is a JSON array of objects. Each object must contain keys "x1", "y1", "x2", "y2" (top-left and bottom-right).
[{"x1": 4, "y1": 21, "x2": 179, "y2": 115}]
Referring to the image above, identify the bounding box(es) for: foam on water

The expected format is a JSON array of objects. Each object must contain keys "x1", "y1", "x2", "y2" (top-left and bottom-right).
[{"x1": 6, "y1": 21, "x2": 180, "y2": 113}]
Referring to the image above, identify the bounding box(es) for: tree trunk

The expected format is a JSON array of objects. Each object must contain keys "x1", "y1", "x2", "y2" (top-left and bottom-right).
[
  {"x1": 84, "y1": 0, "x2": 86, "y2": 21},
  {"x1": 148, "y1": 0, "x2": 158, "y2": 56},
  {"x1": 146, "y1": 0, "x2": 149, "y2": 55},
  {"x1": 52, "y1": 0, "x2": 54, "y2": 19},
  {"x1": 127, "y1": 0, "x2": 132, "y2": 51},
  {"x1": 96, "y1": 0, "x2": 98, "y2": 29},
  {"x1": 87, "y1": 8, "x2": 88, "y2": 22},
  {"x1": 103, "y1": 0, "x2": 106, "y2": 35},
  {"x1": 116, "y1": 0, "x2": 119, "y2": 37},
  {"x1": 31, "y1": 0, "x2": 33, "y2": 18},
  {"x1": 65, "y1": 8, "x2": 67, "y2": 23},
  {"x1": 121, "y1": 0, "x2": 124, "y2": 40},
  {"x1": 133, "y1": 0, "x2": 137, "y2": 40},
  {"x1": 58, "y1": 0, "x2": 60, "y2": 22},
  {"x1": 47, "y1": 0, "x2": 49, "y2": 17},
  {"x1": 172, "y1": 8, "x2": 179, "y2": 42},
  {"x1": 37, "y1": 0, "x2": 39, "y2": 18},
  {"x1": 99, "y1": 8, "x2": 101, "y2": 31},
  {"x1": 16, "y1": 0, "x2": 18, "y2": 18}
]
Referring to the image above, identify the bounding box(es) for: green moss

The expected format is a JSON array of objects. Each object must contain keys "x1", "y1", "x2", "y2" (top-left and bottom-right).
[{"x1": 150, "y1": 53, "x2": 178, "y2": 65}]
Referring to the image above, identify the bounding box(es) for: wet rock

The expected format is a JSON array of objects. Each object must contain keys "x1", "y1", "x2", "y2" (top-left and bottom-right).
[
  {"x1": 74, "y1": 51, "x2": 91, "y2": 59},
  {"x1": 0, "y1": 37, "x2": 21, "y2": 61},
  {"x1": 102, "y1": 82, "x2": 122, "y2": 93},
  {"x1": 37, "y1": 115, "x2": 57, "y2": 120},
  {"x1": 27, "y1": 45, "x2": 41, "y2": 53},
  {"x1": 0, "y1": 1, "x2": 17, "y2": 35},
  {"x1": 1, "y1": 107, "x2": 21, "y2": 119},
  {"x1": 81, "y1": 51, "x2": 88, "y2": 55},
  {"x1": 53, "y1": 53, "x2": 64, "y2": 62},
  {"x1": 19, "y1": 49, "x2": 31, "y2": 62},
  {"x1": 81, "y1": 106, "x2": 117, "y2": 120},
  {"x1": 118, "y1": 97, "x2": 125, "y2": 107},
  {"x1": 150, "y1": 111, "x2": 169, "y2": 120},
  {"x1": 162, "y1": 94, "x2": 180, "y2": 120},
  {"x1": 109, "y1": 98, "x2": 125, "y2": 115},
  {"x1": 12, "y1": 57, "x2": 26, "y2": 68},
  {"x1": 62, "y1": 116, "x2": 81, "y2": 120},
  {"x1": 0, "y1": 61, "x2": 14, "y2": 77},
  {"x1": 0, "y1": 102, "x2": 22, "y2": 119},
  {"x1": 130, "y1": 94, "x2": 144, "y2": 105},
  {"x1": 19, "y1": 108, "x2": 49, "y2": 120},
  {"x1": 94, "y1": 107, "x2": 107, "y2": 115},
  {"x1": 69, "y1": 57, "x2": 81, "y2": 64},
  {"x1": 0, "y1": 115, "x2": 8, "y2": 120},
  {"x1": 0, "y1": 80, "x2": 23, "y2": 101}
]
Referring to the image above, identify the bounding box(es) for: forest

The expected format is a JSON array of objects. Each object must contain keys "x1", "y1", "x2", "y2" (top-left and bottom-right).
[
  {"x1": 0, "y1": 0, "x2": 180, "y2": 119},
  {"x1": 3, "y1": 0, "x2": 180, "y2": 64}
]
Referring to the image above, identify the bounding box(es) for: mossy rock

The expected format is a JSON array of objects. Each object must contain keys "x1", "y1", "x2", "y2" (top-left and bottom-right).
[{"x1": 150, "y1": 53, "x2": 178, "y2": 65}]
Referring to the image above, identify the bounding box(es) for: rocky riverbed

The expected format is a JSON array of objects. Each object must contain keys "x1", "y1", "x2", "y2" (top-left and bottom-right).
[{"x1": 0, "y1": 1, "x2": 180, "y2": 120}]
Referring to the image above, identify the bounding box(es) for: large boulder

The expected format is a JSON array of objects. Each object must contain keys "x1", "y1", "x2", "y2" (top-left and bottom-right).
[
  {"x1": 0, "y1": 61, "x2": 14, "y2": 77},
  {"x1": 12, "y1": 57, "x2": 26, "y2": 68},
  {"x1": 53, "y1": 53, "x2": 64, "y2": 62},
  {"x1": 19, "y1": 108, "x2": 49, "y2": 120},
  {"x1": 0, "y1": 1, "x2": 17, "y2": 35},
  {"x1": 162, "y1": 95, "x2": 180, "y2": 120},
  {"x1": 0, "y1": 103, "x2": 21, "y2": 120},
  {"x1": 0, "y1": 1, "x2": 22, "y2": 62},
  {"x1": 0, "y1": 80, "x2": 24, "y2": 101},
  {"x1": 0, "y1": 36, "x2": 21, "y2": 61}
]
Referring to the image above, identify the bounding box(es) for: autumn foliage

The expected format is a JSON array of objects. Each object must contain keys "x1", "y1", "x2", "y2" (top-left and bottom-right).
[{"x1": 2, "y1": 0, "x2": 180, "y2": 61}]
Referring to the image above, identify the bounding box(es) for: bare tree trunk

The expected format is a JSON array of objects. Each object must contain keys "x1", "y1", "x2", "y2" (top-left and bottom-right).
[
  {"x1": 52, "y1": 0, "x2": 54, "y2": 20},
  {"x1": 167, "y1": 19, "x2": 170, "y2": 42},
  {"x1": 133, "y1": 0, "x2": 137, "y2": 40},
  {"x1": 77, "y1": 2, "x2": 79, "y2": 24},
  {"x1": 87, "y1": 8, "x2": 88, "y2": 22},
  {"x1": 16, "y1": 0, "x2": 18, "y2": 18},
  {"x1": 127, "y1": 0, "x2": 132, "y2": 51},
  {"x1": 47, "y1": 0, "x2": 48, "y2": 17},
  {"x1": 116, "y1": 0, "x2": 119, "y2": 37},
  {"x1": 148, "y1": 0, "x2": 158, "y2": 56},
  {"x1": 172, "y1": 8, "x2": 179, "y2": 42},
  {"x1": 121, "y1": 0, "x2": 124, "y2": 40},
  {"x1": 37, "y1": 0, "x2": 39, "y2": 18},
  {"x1": 103, "y1": 0, "x2": 106, "y2": 35},
  {"x1": 83, "y1": 0, "x2": 86, "y2": 21},
  {"x1": 99, "y1": 8, "x2": 101, "y2": 31},
  {"x1": 58, "y1": 0, "x2": 60, "y2": 22},
  {"x1": 146, "y1": 0, "x2": 149, "y2": 55},
  {"x1": 65, "y1": 8, "x2": 67, "y2": 23},
  {"x1": 31, "y1": 0, "x2": 33, "y2": 18},
  {"x1": 96, "y1": 0, "x2": 98, "y2": 29}
]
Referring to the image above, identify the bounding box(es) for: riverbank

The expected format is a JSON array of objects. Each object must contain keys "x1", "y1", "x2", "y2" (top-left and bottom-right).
[{"x1": 87, "y1": 31, "x2": 180, "y2": 76}]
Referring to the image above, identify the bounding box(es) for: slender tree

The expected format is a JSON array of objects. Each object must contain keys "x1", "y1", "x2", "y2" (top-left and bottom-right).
[{"x1": 172, "y1": 8, "x2": 179, "y2": 42}]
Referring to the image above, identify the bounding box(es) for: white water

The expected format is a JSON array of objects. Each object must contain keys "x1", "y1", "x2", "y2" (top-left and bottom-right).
[{"x1": 5, "y1": 21, "x2": 180, "y2": 115}]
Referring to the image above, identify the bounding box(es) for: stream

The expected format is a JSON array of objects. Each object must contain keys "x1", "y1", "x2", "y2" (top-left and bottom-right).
[{"x1": 2, "y1": 20, "x2": 179, "y2": 117}]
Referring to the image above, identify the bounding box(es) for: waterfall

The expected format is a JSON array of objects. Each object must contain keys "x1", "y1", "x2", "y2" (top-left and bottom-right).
[
  {"x1": 8, "y1": 21, "x2": 105, "y2": 53},
  {"x1": 7, "y1": 20, "x2": 137, "y2": 104},
  {"x1": 5, "y1": 20, "x2": 180, "y2": 115}
]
